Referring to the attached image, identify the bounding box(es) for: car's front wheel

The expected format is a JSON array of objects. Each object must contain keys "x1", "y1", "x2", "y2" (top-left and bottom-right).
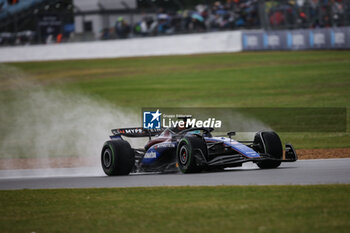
[
  {"x1": 176, "y1": 136, "x2": 207, "y2": 173},
  {"x1": 254, "y1": 131, "x2": 283, "y2": 169}
]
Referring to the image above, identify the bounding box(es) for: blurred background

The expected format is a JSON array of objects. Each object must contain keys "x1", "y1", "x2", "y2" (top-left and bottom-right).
[{"x1": 0, "y1": 0, "x2": 349, "y2": 46}]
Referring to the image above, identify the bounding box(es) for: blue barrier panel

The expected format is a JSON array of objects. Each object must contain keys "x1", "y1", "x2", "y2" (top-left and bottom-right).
[
  {"x1": 309, "y1": 28, "x2": 331, "y2": 49},
  {"x1": 347, "y1": 27, "x2": 350, "y2": 48},
  {"x1": 288, "y1": 29, "x2": 310, "y2": 50},
  {"x1": 264, "y1": 30, "x2": 287, "y2": 50},
  {"x1": 330, "y1": 27, "x2": 347, "y2": 48},
  {"x1": 242, "y1": 31, "x2": 264, "y2": 50},
  {"x1": 242, "y1": 27, "x2": 350, "y2": 51}
]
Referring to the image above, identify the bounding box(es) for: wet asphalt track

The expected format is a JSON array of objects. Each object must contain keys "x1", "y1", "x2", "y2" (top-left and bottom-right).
[{"x1": 0, "y1": 159, "x2": 349, "y2": 190}]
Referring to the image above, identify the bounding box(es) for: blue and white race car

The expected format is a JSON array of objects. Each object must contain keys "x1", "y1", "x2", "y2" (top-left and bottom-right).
[{"x1": 101, "y1": 125, "x2": 298, "y2": 176}]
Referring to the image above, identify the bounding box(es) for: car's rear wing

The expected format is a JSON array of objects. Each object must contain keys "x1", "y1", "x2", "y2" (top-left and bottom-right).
[{"x1": 111, "y1": 127, "x2": 164, "y2": 139}]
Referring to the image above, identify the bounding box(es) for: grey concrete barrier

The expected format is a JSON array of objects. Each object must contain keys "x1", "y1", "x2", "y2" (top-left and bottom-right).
[{"x1": 0, "y1": 31, "x2": 242, "y2": 62}]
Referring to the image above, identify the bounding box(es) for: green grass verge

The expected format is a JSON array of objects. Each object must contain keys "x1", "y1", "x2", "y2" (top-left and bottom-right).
[
  {"x1": 1, "y1": 185, "x2": 349, "y2": 233},
  {"x1": 2, "y1": 51, "x2": 350, "y2": 149},
  {"x1": 9, "y1": 51, "x2": 350, "y2": 108}
]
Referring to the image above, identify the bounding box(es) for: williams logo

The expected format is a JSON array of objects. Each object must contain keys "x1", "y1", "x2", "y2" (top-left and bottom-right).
[{"x1": 143, "y1": 109, "x2": 162, "y2": 129}]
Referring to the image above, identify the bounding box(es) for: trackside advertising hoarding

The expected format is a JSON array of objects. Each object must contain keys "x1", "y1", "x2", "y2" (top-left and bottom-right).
[{"x1": 242, "y1": 27, "x2": 350, "y2": 51}]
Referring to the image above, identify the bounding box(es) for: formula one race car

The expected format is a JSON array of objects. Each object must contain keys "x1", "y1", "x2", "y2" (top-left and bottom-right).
[{"x1": 101, "y1": 125, "x2": 298, "y2": 176}]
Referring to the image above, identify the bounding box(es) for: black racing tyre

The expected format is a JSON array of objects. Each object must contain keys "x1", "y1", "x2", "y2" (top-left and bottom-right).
[
  {"x1": 176, "y1": 135, "x2": 208, "y2": 173},
  {"x1": 254, "y1": 131, "x2": 283, "y2": 169},
  {"x1": 101, "y1": 140, "x2": 135, "y2": 176}
]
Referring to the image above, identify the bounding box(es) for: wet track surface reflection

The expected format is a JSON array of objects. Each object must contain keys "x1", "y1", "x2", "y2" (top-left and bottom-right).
[{"x1": 0, "y1": 159, "x2": 350, "y2": 190}]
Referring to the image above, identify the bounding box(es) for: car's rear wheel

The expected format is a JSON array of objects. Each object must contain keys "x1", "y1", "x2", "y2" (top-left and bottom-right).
[
  {"x1": 177, "y1": 136, "x2": 207, "y2": 173},
  {"x1": 254, "y1": 131, "x2": 283, "y2": 169},
  {"x1": 101, "y1": 140, "x2": 135, "y2": 176}
]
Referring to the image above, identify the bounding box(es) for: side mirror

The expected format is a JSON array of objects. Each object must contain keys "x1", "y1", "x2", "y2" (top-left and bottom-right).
[{"x1": 227, "y1": 131, "x2": 236, "y2": 138}]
